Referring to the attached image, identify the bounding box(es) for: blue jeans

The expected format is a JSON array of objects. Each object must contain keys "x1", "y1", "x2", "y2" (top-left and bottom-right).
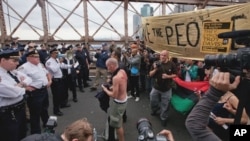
[{"x1": 150, "y1": 88, "x2": 172, "y2": 120}]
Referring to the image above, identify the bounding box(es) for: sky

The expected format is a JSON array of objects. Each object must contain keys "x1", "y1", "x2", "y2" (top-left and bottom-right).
[{"x1": 2, "y1": 0, "x2": 174, "y2": 40}]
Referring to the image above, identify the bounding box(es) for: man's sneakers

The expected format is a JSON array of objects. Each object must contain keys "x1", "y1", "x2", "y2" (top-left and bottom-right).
[
  {"x1": 135, "y1": 97, "x2": 140, "y2": 102},
  {"x1": 128, "y1": 95, "x2": 140, "y2": 102},
  {"x1": 127, "y1": 95, "x2": 133, "y2": 99}
]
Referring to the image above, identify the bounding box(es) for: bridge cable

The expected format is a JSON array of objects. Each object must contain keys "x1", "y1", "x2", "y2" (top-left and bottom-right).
[
  {"x1": 6, "y1": 0, "x2": 12, "y2": 33},
  {"x1": 47, "y1": 0, "x2": 51, "y2": 35}
]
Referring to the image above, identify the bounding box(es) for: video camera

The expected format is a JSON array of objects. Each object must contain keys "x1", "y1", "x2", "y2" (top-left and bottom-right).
[
  {"x1": 44, "y1": 116, "x2": 57, "y2": 134},
  {"x1": 137, "y1": 118, "x2": 167, "y2": 141},
  {"x1": 204, "y1": 30, "x2": 250, "y2": 76}
]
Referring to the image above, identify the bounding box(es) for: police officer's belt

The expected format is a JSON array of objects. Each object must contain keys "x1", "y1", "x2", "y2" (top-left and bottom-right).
[
  {"x1": 0, "y1": 98, "x2": 25, "y2": 113},
  {"x1": 52, "y1": 78, "x2": 62, "y2": 82},
  {"x1": 35, "y1": 86, "x2": 47, "y2": 91}
]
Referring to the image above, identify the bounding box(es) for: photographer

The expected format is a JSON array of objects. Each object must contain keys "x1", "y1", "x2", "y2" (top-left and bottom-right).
[
  {"x1": 149, "y1": 50, "x2": 177, "y2": 126},
  {"x1": 136, "y1": 118, "x2": 175, "y2": 141},
  {"x1": 185, "y1": 72, "x2": 241, "y2": 141},
  {"x1": 158, "y1": 129, "x2": 175, "y2": 141},
  {"x1": 21, "y1": 118, "x2": 94, "y2": 141}
]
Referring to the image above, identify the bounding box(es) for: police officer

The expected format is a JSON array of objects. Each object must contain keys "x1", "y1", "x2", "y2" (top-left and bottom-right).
[
  {"x1": 75, "y1": 44, "x2": 89, "y2": 92},
  {"x1": 18, "y1": 49, "x2": 52, "y2": 134},
  {"x1": 45, "y1": 48, "x2": 72, "y2": 116},
  {"x1": 38, "y1": 44, "x2": 49, "y2": 65},
  {"x1": 19, "y1": 42, "x2": 36, "y2": 66},
  {"x1": 61, "y1": 45, "x2": 79, "y2": 102},
  {"x1": 82, "y1": 43, "x2": 92, "y2": 81},
  {"x1": 0, "y1": 49, "x2": 32, "y2": 141}
]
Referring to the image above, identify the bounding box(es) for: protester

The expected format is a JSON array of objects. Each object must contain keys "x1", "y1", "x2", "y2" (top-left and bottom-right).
[
  {"x1": 180, "y1": 59, "x2": 198, "y2": 82},
  {"x1": 101, "y1": 58, "x2": 128, "y2": 141},
  {"x1": 208, "y1": 90, "x2": 248, "y2": 140},
  {"x1": 124, "y1": 48, "x2": 141, "y2": 102},
  {"x1": 185, "y1": 72, "x2": 241, "y2": 141},
  {"x1": 110, "y1": 49, "x2": 128, "y2": 122},
  {"x1": 149, "y1": 50, "x2": 177, "y2": 127},
  {"x1": 91, "y1": 42, "x2": 110, "y2": 91}
]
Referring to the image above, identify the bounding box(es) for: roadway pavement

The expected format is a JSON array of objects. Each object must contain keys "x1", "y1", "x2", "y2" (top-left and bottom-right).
[{"x1": 47, "y1": 77, "x2": 193, "y2": 141}]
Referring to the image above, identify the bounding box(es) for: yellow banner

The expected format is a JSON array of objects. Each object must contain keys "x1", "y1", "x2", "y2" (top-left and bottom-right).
[{"x1": 142, "y1": 3, "x2": 250, "y2": 60}]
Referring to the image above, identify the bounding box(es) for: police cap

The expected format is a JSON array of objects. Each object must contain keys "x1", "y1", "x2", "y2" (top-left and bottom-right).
[
  {"x1": 49, "y1": 48, "x2": 58, "y2": 54},
  {"x1": 75, "y1": 44, "x2": 81, "y2": 48},
  {"x1": 0, "y1": 48, "x2": 20, "y2": 59},
  {"x1": 67, "y1": 45, "x2": 73, "y2": 50},
  {"x1": 26, "y1": 50, "x2": 39, "y2": 57}
]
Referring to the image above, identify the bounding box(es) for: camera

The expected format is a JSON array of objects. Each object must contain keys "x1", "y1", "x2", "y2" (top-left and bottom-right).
[
  {"x1": 204, "y1": 30, "x2": 250, "y2": 75},
  {"x1": 155, "y1": 61, "x2": 162, "y2": 68},
  {"x1": 204, "y1": 48, "x2": 250, "y2": 70},
  {"x1": 44, "y1": 116, "x2": 57, "y2": 133},
  {"x1": 137, "y1": 118, "x2": 167, "y2": 141}
]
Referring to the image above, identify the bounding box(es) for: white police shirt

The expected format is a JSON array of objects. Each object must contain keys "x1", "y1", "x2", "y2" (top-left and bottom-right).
[
  {"x1": 45, "y1": 57, "x2": 72, "y2": 78},
  {"x1": 45, "y1": 57, "x2": 63, "y2": 78},
  {"x1": 0, "y1": 67, "x2": 32, "y2": 107},
  {"x1": 18, "y1": 62, "x2": 49, "y2": 89}
]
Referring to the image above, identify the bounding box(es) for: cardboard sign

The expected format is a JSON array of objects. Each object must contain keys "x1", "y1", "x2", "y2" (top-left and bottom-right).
[{"x1": 142, "y1": 3, "x2": 250, "y2": 60}]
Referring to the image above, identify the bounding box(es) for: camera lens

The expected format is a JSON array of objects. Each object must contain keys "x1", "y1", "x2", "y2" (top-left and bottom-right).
[
  {"x1": 204, "y1": 53, "x2": 238, "y2": 68},
  {"x1": 137, "y1": 118, "x2": 154, "y2": 140}
]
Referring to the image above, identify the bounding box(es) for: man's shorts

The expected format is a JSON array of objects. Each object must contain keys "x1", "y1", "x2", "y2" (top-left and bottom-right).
[{"x1": 109, "y1": 100, "x2": 127, "y2": 128}]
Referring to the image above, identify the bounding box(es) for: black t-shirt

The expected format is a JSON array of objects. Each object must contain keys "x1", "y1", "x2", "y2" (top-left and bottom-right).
[{"x1": 152, "y1": 61, "x2": 177, "y2": 92}]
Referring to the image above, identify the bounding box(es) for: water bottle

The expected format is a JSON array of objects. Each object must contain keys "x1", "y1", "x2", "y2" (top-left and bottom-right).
[{"x1": 93, "y1": 128, "x2": 97, "y2": 141}]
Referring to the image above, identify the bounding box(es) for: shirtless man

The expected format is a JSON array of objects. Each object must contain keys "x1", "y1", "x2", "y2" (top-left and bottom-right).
[{"x1": 102, "y1": 58, "x2": 127, "y2": 141}]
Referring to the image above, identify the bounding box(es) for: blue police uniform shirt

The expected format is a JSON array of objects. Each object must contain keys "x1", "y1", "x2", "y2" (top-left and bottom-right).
[
  {"x1": 0, "y1": 67, "x2": 32, "y2": 107},
  {"x1": 18, "y1": 62, "x2": 49, "y2": 89}
]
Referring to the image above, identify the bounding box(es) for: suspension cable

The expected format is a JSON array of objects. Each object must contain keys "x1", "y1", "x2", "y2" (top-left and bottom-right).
[
  {"x1": 6, "y1": 0, "x2": 12, "y2": 33},
  {"x1": 47, "y1": 0, "x2": 50, "y2": 34}
]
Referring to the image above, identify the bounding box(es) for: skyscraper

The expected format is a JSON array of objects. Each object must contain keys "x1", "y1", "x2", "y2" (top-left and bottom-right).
[
  {"x1": 133, "y1": 14, "x2": 141, "y2": 38},
  {"x1": 132, "y1": 4, "x2": 153, "y2": 39},
  {"x1": 141, "y1": 4, "x2": 154, "y2": 17}
]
